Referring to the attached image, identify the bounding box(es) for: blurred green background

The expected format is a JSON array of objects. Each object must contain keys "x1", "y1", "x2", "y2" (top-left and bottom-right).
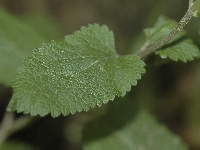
[
  {"x1": 1, "y1": 0, "x2": 200, "y2": 149},
  {"x1": 0, "y1": 0, "x2": 194, "y2": 54}
]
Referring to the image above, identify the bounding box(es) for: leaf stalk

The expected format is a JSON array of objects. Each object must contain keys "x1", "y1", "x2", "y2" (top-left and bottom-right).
[{"x1": 137, "y1": 1, "x2": 197, "y2": 58}]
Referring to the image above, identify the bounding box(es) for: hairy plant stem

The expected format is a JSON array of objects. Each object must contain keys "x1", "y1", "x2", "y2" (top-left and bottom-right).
[
  {"x1": 137, "y1": 1, "x2": 196, "y2": 58},
  {"x1": 0, "y1": 112, "x2": 34, "y2": 146}
]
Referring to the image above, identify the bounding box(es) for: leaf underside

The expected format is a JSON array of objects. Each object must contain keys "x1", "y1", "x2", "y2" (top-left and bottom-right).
[{"x1": 7, "y1": 24, "x2": 145, "y2": 117}]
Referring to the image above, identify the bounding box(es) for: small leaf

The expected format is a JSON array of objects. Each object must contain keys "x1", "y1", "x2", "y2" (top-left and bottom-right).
[
  {"x1": 144, "y1": 16, "x2": 199, "y2": 62},
  {"x1": 189, "y1": 0, "x2": 200, "y2": 17},
  {"x1": 83, "y1": 98, "x2": 188, "y2": 150},
  {"x1": 7, "y1": 24, "x2": 145, "y2": 117},
  {"x1": 155, "y1": 38, "x2": 200, "y2": 62},
  {"x1": 0, "y1": 8, "x2": 48, "y2": 85},
  {"x1": 144, "y1": 16, "x2": 177, "y2": 45}
]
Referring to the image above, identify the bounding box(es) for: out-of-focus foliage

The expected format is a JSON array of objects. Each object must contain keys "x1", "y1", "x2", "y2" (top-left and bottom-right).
[
  {"x1": 1, "y1": 141, "x2": 39, "y2": 150},
  {"x1": 0, "y1": 8, "x2": 48, "y2": 85},
  {"x1": 84, "y1": 98, "x2": 188, "y2": 150}
]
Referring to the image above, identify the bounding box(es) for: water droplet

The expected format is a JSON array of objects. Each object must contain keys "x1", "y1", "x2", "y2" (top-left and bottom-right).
[
  {"x1": 96, "y1": 102, "x2": 102, "y2": 107},
  {"x1": 161, "y1": 55, "x2": 167, "y2": 59}
]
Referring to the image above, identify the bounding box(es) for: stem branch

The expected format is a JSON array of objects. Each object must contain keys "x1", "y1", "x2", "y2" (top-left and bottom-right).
[
  {"x1": 137, "y1": 1, "x2": 196, "y2": 58},
  {"x1": 0, "y1": 112, "x2": 34, "y2": 146}
]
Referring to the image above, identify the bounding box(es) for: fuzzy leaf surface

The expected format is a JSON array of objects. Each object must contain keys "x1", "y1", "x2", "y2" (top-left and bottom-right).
[
  {"x1": 144, "y1": 16, "x2": 199, "y2": 62},
  {"x1": 7, "y1": 24, "x2": 145, "y2": 117},
  {"x1": 83, "y1": 98, "x2": 188, "y2": 150}
]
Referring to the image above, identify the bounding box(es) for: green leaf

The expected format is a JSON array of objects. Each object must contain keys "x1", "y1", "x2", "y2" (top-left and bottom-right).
[
  {"x1": 7, "y1": 24, "x2": 145, "y2": 117},
  {"x1": 0, "y1": 8, "x2": 48, "y2": 85},
  {"x1": 144, "y1": 16, "x2": 176, "y2": 45},
  {"x1": 155, "y1": 38, "x2": 200, "y2": 62},
  {"x1": 189, "y1": 0, "x2": 200, "y2": 17},
  {"x1": 83, "y1": 98, "x2": 188, "y2": 150},
  {"x1": 144, "y1": 16, "x2": 199, "y2": 62}
]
